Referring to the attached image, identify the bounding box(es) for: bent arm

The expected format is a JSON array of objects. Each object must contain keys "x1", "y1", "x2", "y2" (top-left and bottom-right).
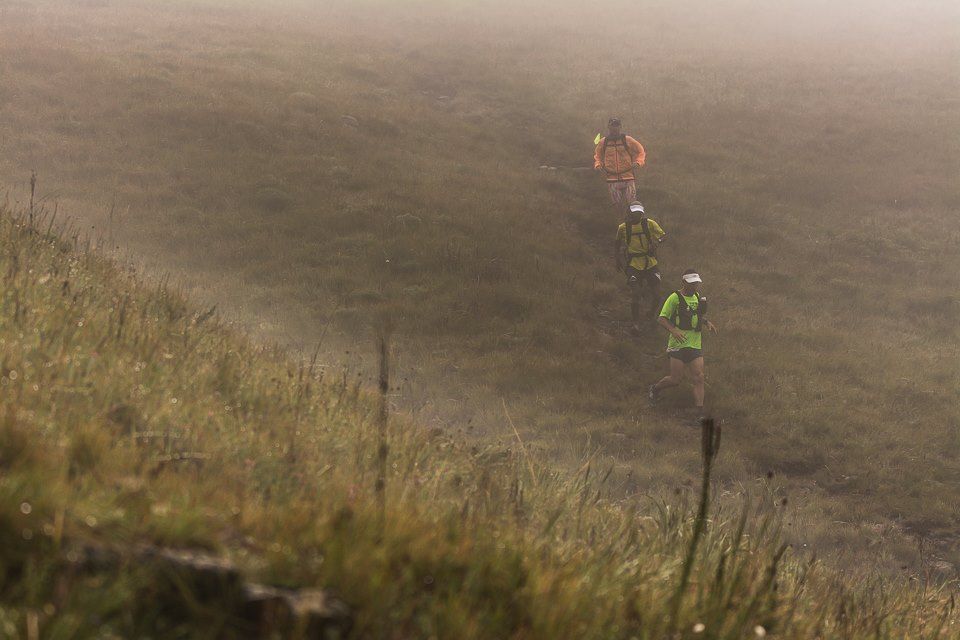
[
  {"x1": 626, "y1": 136, "x2": 646, "y2": 167},
  {"x1": 594, "y1": 140, "x2": 604, "y2": 169},
  {"x1": 647, "y1": 234, "x2": 664, "y2": 257},
  {"x1": 659, "y1": 316, "x2": 686, "y2": 341},
  {"x1": 614, "y1": 229, "x2": 625, "y2": 268}
]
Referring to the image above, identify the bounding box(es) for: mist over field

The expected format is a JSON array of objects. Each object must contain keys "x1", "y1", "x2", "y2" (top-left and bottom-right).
[{"x1": 0, "y1": 0, "x2": 958, "y2": 636}]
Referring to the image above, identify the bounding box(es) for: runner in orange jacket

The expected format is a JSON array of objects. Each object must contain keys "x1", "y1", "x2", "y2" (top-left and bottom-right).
[{"x1": 594, "y1": 118, "x2": 646, "y2": 214}]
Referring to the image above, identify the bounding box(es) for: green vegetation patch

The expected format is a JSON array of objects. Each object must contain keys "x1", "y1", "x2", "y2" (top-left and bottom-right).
[{"x1": 0, "y1": 205, "x2": 955, "y2": 636}]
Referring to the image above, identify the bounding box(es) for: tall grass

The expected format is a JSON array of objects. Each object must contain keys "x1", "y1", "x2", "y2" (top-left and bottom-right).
[
  {"x1": 0, "y1": 0, "x2": 958, "y2": 593},
  {"x1": 0, "y1": 201, "x2": 956, "y2": 637}
]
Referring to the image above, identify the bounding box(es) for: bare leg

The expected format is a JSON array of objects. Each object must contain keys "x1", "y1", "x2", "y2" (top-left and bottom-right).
[
  {"x1": 687, "y1": 357, "x2": 706, "y2": 410},
  {"x1": 655, "y1": 356, "x2": 685, "y2": 391}
]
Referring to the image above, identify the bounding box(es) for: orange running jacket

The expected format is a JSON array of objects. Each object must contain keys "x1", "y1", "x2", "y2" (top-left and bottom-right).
[{"x1": 594, "y1": 135, "x2": 646, "y2": 182}]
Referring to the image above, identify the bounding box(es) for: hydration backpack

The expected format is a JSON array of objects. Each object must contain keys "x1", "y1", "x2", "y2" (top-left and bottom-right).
[
  {"x1": 624, "y1": 217, "x2": 654, "y2": 269},
  {"x1": 601, "y1": 134, "x2": 635, "y2": 175},
  {"x1": 673, "y1": 291, "x2": 708, "y2": 332}
]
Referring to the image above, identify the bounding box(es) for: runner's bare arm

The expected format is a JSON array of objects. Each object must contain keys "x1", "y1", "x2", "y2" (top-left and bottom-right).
[
  {"x1": 649, "y1": 234, "x2": 665, "y2": 256},
  {"x1": 658, "y1": 316, "x2": 686, "y2": 342}
]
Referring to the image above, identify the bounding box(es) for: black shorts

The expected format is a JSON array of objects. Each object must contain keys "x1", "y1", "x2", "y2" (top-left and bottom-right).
[
  {"x1": 625, "y1": 266, "x2": 661, "y2": 288},
  {"x1": 667, "y1": 347, "x2": 703, "y2": 363}
]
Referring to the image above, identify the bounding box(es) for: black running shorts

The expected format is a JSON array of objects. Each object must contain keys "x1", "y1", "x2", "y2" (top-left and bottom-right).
[{"x1": 667, "y1": 347, "x2": 703, "y2": 363}]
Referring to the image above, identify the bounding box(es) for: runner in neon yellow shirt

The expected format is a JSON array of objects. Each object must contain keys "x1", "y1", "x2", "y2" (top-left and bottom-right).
[
  {"x1": 649, "y1": 269, "x2": 718, "y2": 422},
  {"x1": 615, "y1": 201, "x2": 666, "y2": 334}
]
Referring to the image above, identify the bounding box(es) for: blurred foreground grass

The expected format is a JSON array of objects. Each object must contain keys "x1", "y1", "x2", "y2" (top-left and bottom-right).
[{"x1": 0, "y1": 202, "x2": 956, "y2": 637}]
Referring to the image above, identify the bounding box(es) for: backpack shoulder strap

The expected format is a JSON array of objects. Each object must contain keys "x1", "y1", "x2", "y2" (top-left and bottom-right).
[
  {"x1": 673, "y1": 291, "x2": 690, "y2": 327},
  {"x1": 603, "y1": 135, "x2": 621, "y2": 155},
  {"x1": 625, "y1": 219, "x2": 650, "y2": 261},
  {"x1": 626, "y1": 218, "x2": 651, "y2": 242},
  {"x1": 602, "y1": 135, "x2": 630, "y2": 172},
  {"x1": 604, "y1": 134, "x2": 627, "y2": 151}
]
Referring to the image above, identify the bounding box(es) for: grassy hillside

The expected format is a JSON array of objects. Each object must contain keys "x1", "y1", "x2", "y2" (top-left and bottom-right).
[
  {"x1": 1, "y1": 0, "x2": 959, "y2": 576},
  {"x1": 0, "y1": 202, "x2": 956, "y2": 637}
]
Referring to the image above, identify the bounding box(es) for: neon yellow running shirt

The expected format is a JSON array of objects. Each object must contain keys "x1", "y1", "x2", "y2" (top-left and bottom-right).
[
  {"x1": 616, "y1": 218, "x2": 666, "y2": 270},
  {"x1": 659, "y1": 292, "x2": 703, "y2": 350}
]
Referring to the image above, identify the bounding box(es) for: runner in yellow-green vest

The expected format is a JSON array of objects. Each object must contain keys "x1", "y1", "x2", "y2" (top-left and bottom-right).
[
  {"x1": 648, "y1": 269, "x2": 718, "y2": 421},
  {"x1": 615, "y1": 201, "x2": 666, "y2": 334}
]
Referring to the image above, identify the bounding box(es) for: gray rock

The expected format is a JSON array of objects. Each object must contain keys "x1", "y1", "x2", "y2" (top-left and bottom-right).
[
  {"x1": 242, "y1": 583, "x2": 352, "y2": 639},
  {"x1": 142, "y1": 546, "x2": 244, "y2": 600},
  {"x1": 67, "y1": 543, "x2": 352, "y2": 636}
]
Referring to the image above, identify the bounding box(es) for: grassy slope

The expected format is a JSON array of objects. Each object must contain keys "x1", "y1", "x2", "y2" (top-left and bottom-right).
[
  {"x1": 1, "y1": 0, "x2": 959, "y2": 571},
  {"x1": 0, "y1": 203, "x2": 956, "y2": 637}
]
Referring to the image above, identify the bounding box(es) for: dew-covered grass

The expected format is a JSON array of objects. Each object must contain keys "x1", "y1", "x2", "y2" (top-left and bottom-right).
[{"x1": 0, "y1": 202, "x2": 956, "y2": 637}]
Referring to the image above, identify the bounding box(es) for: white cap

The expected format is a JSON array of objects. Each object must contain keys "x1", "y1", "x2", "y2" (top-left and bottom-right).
[
  {"x1": 682, "y1": 272, "x2": 702, "y2": 284},
  {"x1": 629, "y1": 203, "x2": 645, "y2": 213}
]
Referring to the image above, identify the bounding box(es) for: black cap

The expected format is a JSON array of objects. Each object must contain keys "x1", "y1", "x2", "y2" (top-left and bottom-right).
[{"x1": 608, "y1": 117, "x2": 621, "y2": 127}]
